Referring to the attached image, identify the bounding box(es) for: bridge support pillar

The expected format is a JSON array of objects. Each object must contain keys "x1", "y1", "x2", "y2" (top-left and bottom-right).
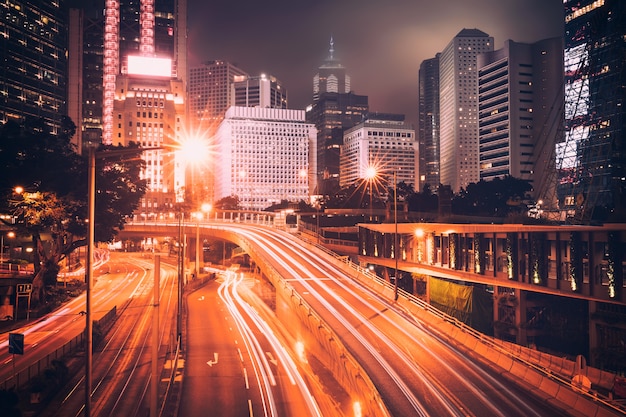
[{"x1": 515, "y1": 289, "x2": 528, "y2": 346}]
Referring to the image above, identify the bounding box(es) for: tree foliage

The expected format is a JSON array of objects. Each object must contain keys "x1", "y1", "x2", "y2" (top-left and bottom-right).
[
  {"x1": 451, "y1": 176, "x2": 532, "y2": 217},
  {"x1": 0, "y1": 118, "x2": 146, "y2": 305}
]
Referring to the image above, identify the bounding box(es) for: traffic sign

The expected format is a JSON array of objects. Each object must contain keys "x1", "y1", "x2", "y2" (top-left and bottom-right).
[
  {"x1": 17, "y1": 283, "x2": 32, "y2": 293},
  {"x1": 8, "y1": 333, "x2": 24, "y2": 355}
]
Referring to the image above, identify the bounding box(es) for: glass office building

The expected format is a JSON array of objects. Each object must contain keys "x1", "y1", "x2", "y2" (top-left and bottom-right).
[
  {"x1": 557, "y1": 0, "x2": 626, "y2": 222},
  {"x1": 0, "y1": 1, "x2": 68, "y2": 133}
]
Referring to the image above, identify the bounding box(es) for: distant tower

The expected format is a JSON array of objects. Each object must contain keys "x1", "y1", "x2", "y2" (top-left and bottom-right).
[
  {"x1": 439, "y1": 29, "x2": 493, "y2": 193},
  {"x1": 418, "y1": 54, "x2": 440, "y2": 192},
  {"x1": 307, "y1": 38, "x2": 368, "y2": 195},
  {"x1": 232, "y1": 74, "x2": 287, "y2": 109},
  {"x1": 313, "y1": 37, "x2": 351, "y2": 100},
  {"x1": 188, "y1": 60, "x2": 249, "y2": 132}
]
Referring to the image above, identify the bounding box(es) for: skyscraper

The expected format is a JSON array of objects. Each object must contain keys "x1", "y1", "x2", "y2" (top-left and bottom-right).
[
  {"x1": 307, "y1": 39, "x2": 368, "y2": 195},
  {"x1": 232, "y1": 74, "x2": 287, "y2": 109},
  {"x1": 188, "y1": 60, "x2": 249, "y2": 133},
  {"x1": 215, "y1": 107, "x2": 316, "y2": 211},
  {"x1": 477, "y1": 38, "x2": 563, "y2": 200},
  {"x1": 418, "y1": 55, "x2": 440, "y2": 192},
  {"x1": 439, "y1": 29, "x2": 494, "y2": 193},
  {"x1": 557, "y1": 0, "x2": 626, "y2": 222},
  {"x1": 102, "y1": 0, "x2": 184, "y2": 146},
  {"x1": 313, "y1": 37, "x2": 350, "y2": 101},
  {"x1": 340, "y1": 113, "x2": 417, "y2": 189},
  {"x1": 0, "y1": 1, "x2": 68, "y2": 133}
]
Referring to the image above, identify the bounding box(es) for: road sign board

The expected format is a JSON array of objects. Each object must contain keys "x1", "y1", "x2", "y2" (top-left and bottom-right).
[
  {"x1": 17, "y1": 284, "x2": 32, "y2": 293},
  {"x1": 8, "y1": 333, "x2": 24, "y2": 355}
]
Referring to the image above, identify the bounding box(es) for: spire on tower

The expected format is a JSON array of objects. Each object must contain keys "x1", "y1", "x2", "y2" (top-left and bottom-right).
[{"x1": 329, "y1": 36, "x2": 334, "y2": 61}]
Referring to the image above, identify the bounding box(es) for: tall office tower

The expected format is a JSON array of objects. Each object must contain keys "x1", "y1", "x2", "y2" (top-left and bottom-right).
[
  {"x1": 0, "y1": 1, "x2": 68, "y2": 133},
  {"x1": 112, "y1": 62, "x2": 185, "y2": 217},
  {"x1": 418, "y1": 55, "x2": 440, "y2": 192},
  {"x1": 92, "y1": 0, "x2": 189, "y2": 217},
  {"x1": 232, "y1": 74, "x2": 287, "y2": 109},
  {"x1": 477, "y1": 38, "x2": 563, "y2": 201},
  {"x1": 102, "y1": 0, "x2": 185, "y2": 145},
  {"x1": 307, "y1": 39, "x2": 368, "y2": 195},
  {"x1": 340, "y1": 113, "x2": 417, "y2": 188},
  {"x1": 313, "y1": 37, "x2": 350, "y2": 100},
  {"x1": 439, "y1": 29, "x2": 494, "y2": 193},
  {"x1": 215, "y1": 107, "x2": 316, "y2": 211},
  {"x1": 188, "y1": 60, "x2": 249, "y2": 133},
  {"x1": 557, "y1": 0, "x2": 626, "y2": 223},
  {"x1": 188, "y1": 61, "x2": 249, "y2": 204}
]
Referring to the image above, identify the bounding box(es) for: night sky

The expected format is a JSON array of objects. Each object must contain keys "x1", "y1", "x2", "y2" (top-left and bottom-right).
[{"x1": 187, "y1": 0, "x2": 564, "y2": 126}]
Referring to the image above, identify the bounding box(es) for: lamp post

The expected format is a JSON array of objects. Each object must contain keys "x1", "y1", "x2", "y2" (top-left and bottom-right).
[
  {"x1": 393, "y1": 171, "x2": 399, "y2": 302},
  {"x1": 177, "y1": 210, "x2": 184, "y2": 350},
  {"x1": 85, "y1": 145, "x2": 162, "y2": 417},
  {"x1": 195, "y1": 203, "x2": 211, "y2": 279},
  {"x1": 1, "y1": 231, "x2": 15, "y2": 265},
  {"x1": 365, "y1": 166, "x2": 377, "y2": 222}
]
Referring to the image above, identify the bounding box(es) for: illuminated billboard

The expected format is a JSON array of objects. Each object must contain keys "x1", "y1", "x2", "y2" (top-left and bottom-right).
[{"x1": 127, "y1": 55, "x2": 172, "y2": 78}]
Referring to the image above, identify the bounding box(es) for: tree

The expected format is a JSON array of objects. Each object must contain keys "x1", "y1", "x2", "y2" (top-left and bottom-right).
[
  {"x1": 451, "y1": 176, "x2": 532, "y2": 217},
  {"x1": 214, "y1": 195, "x2": 240, "y2": 210},
  {"x1": 0, "y1": 118, "x2": 146, "y2": 305}
]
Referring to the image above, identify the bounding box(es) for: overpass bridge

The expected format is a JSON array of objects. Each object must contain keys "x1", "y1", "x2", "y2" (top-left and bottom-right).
[{"x1": 118, "y1": 213, "x2": 626, "y2": 412}]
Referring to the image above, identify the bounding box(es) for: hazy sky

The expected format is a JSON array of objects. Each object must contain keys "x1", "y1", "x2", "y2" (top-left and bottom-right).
[{"x1": 187, "y1": 0, "x2": 564, "y2": 126}]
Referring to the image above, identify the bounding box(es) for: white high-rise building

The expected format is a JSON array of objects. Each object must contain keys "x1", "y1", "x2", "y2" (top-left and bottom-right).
[
  {"x1": 439, "y1": 29, "x2": 493, "y2": 192},
  {"x1": 340, "y1": 113, "x2": 417, "y2": 188},
  {"x1": 215, "y1": 107, "x2": 317, "y2": 210},
  {"x1": 477, "y1": 38, "x2": 563, "y2": 198}
]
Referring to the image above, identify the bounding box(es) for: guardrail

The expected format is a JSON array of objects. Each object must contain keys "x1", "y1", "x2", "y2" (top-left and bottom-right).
[{"x1": 304, "y1": 235, "x2": 626, "y2": 416}]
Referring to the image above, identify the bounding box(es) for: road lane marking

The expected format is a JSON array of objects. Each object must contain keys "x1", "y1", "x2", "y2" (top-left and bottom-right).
[
  {"x1": 206, "y1": 352, "x2": 219, "y2": 367},
  {"x1": 243, "y1": 367, "x2": 250, "y2": 389}
]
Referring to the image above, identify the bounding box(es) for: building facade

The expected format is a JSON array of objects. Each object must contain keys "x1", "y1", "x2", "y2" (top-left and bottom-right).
[
  {"x1": 307, "y1": 39, "x2": 368, "y2": 195},
  {"x1": 439, "y1": 29, "x2": 494, "y2": 193},
  {"x1": 340, "y1": 113, "x2": 417, "y2": 189},
  {"x1": 557, "y1": 0, "x2": 626, "y2": 223},
  {"x1": 0, "y1": 1, "x2": 68, "y2": 133},
  {"x1": 231, "y1": 74, "x2": 287, "y2": 109},
  {"x1": 313, "y1": 37, "x2": 350, "y2": 101},
  {"x1": 418, "y1": 55, "x2": 441, "y2": 192},
  {"x1": 477, "y1": 38, "x2": 563, "y2": 200},
  {"x1": 102, "y1": 0, "x2": 184, "y2": 145},
  {"x1": 112, "y1": 69, "x2": 186, "y2": 218},
  {"x1": 215, "y1": 107, "x2": 316, "y2": 211},
  {"x1": 188, "y1": 60, "x2": 249, "y2": 133}
]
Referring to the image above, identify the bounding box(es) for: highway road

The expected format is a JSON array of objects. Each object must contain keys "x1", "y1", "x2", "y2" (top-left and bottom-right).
[
  {"x1": 209, "y1": 223, "x2": 575, "y2": 417},
  {"x1": 180, "y1": 270, "x2": 324, "y2": 417},
  {"x1": 1, "y1": 252, "x2": 180, "y2": 417}
]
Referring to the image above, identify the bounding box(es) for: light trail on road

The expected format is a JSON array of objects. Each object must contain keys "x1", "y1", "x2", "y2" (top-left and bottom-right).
[
  {"x1": 218, "y1": 271, "x2": 323, "y2": 417},
  {"x1": 212, "y1": 223, "x2": 572, "y2": 417}
]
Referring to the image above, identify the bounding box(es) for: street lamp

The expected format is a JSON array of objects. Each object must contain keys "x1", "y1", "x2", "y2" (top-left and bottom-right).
[
  {"x1": 393, "y1": 171, "x2": 399, "y2": 301},
  {"x1": 365, "y1": 166, "x2": 377, "y2": 222},
  {"x1": 1, "y1": 231, "x2": 15, "y2": 265},
  {"x1": 85, "y1": 145, "x2": 161, "y2": 417},
  {"x1": 195, "y1": 203, "x2": 212, "y2": 279}
]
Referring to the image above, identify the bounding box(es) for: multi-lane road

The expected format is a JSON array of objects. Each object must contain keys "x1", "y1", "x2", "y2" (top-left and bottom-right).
[
  {"x1": 196, "y1": 223, "x2": 577, "y2": 417},
  {"x1": 3, "y1": 221, "x2": 616, "y2": 416}
]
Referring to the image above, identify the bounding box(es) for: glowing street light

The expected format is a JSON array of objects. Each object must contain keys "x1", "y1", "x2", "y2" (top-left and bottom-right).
[
  {"x1": 1, "y1": 231, "x2": 15, "y2": 264},
  {"x1": 364, "y1": 166, "x2": 378, "y2": 221},
  {"x1": 195, "y1": 203, "x2": 212, "y2": 279}
]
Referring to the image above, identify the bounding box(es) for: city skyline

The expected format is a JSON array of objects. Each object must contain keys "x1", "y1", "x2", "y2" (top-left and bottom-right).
[{"x1": 188, "y1": 0, "x2": 564, "y2": 125}]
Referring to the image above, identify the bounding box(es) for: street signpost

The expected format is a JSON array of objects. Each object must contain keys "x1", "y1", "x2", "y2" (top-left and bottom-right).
[{"x1": 15, "y1": 283, "x2": 32, "y2": 320}]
